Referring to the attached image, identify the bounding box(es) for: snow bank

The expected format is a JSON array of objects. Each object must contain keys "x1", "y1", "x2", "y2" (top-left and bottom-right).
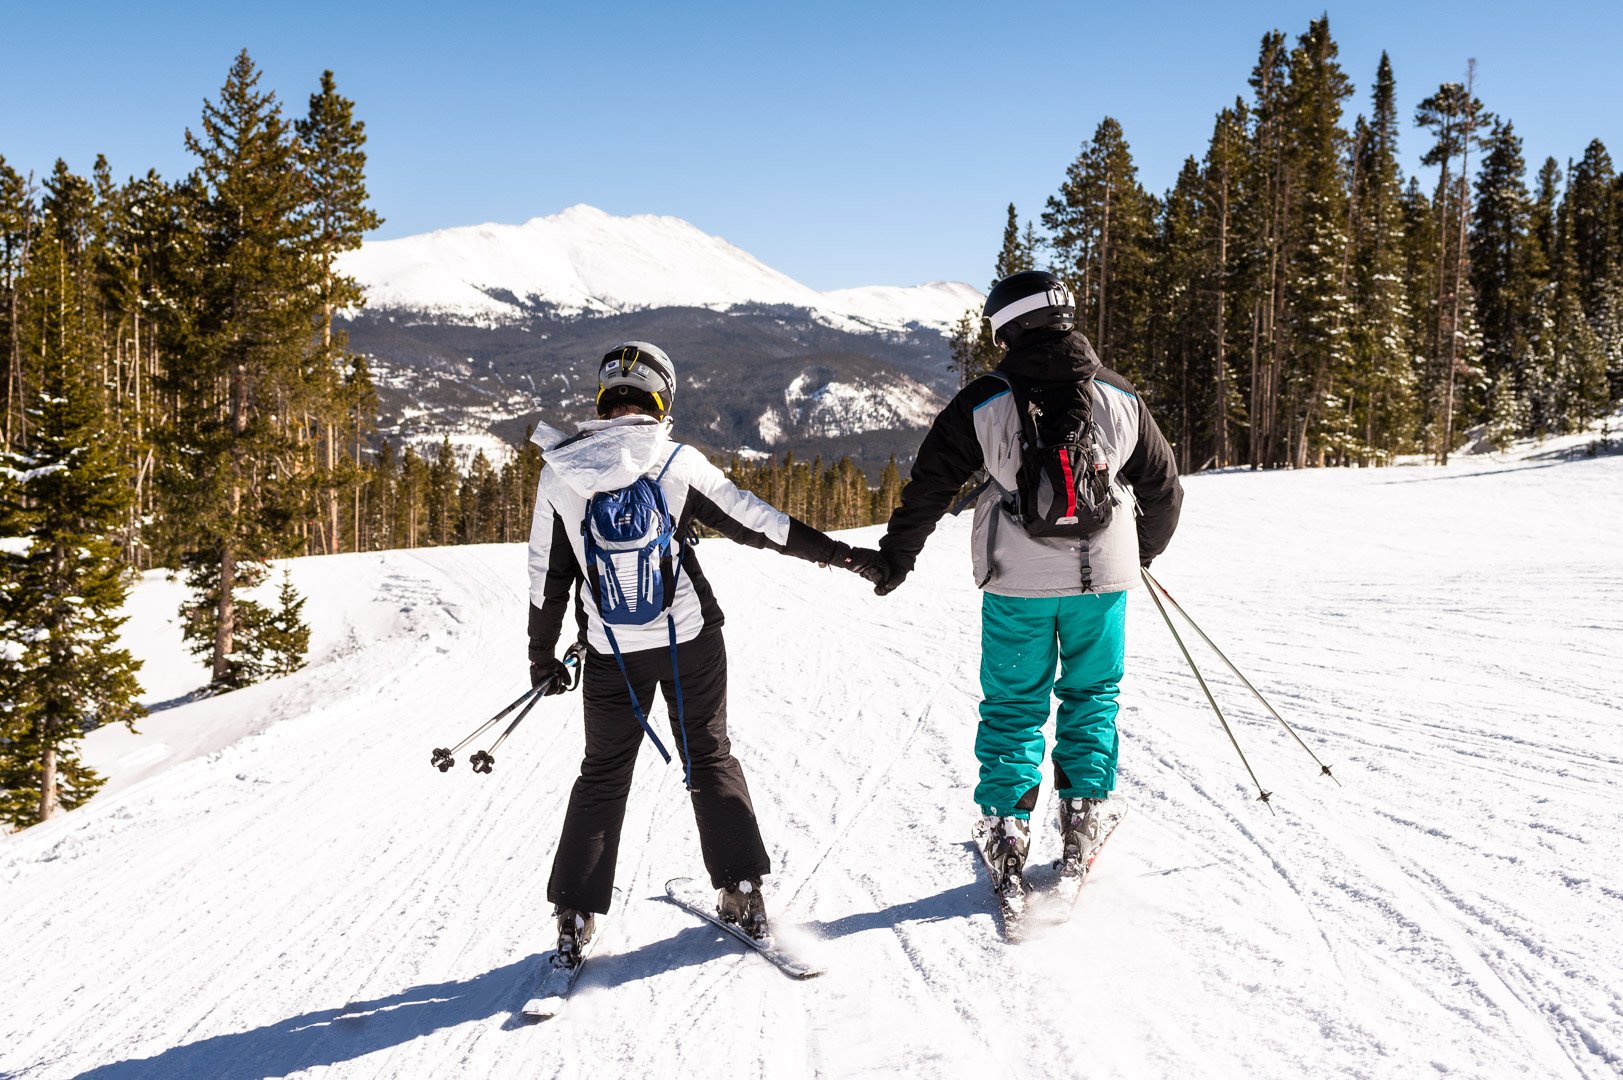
[{"x1": 2, "y1": 443, "x2": 1620, "y2": 1079}]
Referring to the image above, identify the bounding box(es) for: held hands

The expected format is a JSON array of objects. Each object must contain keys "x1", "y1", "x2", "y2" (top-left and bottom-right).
[{"x1": 827, "y1": 543, "x2": 904, "y2": 596}]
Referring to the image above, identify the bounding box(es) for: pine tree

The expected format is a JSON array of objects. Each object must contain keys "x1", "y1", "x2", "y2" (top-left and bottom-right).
[
  {"x1": 872, "y1": 455, "x2": 903, "y2": 521},
  {"x1": 1200, "y1": 103, "x2": 1250, "y2": 468},
  {"x1": 258, "y1": 569, "x2": 311, "y2": 677},
  {"x1": 1148, "y1": 158, "x2": 1208, "y2": 470},
  {"x1": 163, "y1": 52, "x2": 322, "y2": 690},
  {"x1": 296, "y1": 70, "x2": 382, "y2": 556},
  {"x1": 1415, "y1": 67, "x2": 1491, "y2": 463},
  {"x1": 1280, "y1": 17, "x2": 1355, "y2": 466},
  {"x1": 1242, "y1": 29, "x2": 1293, "y2": 467},
  {"x1": 1567, "y1": 140, "x2": 1616, "y2": 319},
  {"x1": 1, "y1": 156, "x2": 34, "y2": 457},
  {"x1": 1551, "y1": 175, "x2": 1611, "y2": 427},
  {"x1": 0, "y1": 218, "x2": 143, "y2": 827},
  {"x1": 993, "y1": 203, "x2": 1034, "y2": 280},
  {"x1": 1470, "y1": 121, "x2": 1536, "y2": 427},
  {"x1": 1043, "y1": 117, "x2": 1157, "y2": 375},
  {"x1": 427, "y1": 437, "x2": 459, "y2": 544},
  {"x1": 947, "y1": 308, "x2": 999, "y2": 387},
  {"x1": 1348, "y1": 54, "x2": 1418, "y2": 461}
]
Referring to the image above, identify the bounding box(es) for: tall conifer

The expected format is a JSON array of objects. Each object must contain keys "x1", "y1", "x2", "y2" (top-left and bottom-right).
[
  {"x1": 1470, "y1": 121, "x2": 1536, "y2": 424},
  {"x1": 163, "y1": 51, "x2": 318, "y2": 689},
  {"x1": 0, "y1": 218, "x2": 143, "y2": 826},
  {"x1": 1349, "y1": 54, "x2": 1418, "y2": 460},
  {"x1": 297, "y1": 70, "x2": 382, "y2": 556}
]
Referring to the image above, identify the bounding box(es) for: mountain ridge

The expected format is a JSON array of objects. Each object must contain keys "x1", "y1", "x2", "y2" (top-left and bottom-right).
[{"x1": 340, "y1": 203, "x2": 983, "y2": 333}]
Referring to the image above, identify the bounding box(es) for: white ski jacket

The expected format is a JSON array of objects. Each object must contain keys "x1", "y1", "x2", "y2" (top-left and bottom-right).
[{"x1": 527, "y1": 415, "x2": 840, "y2": 658}]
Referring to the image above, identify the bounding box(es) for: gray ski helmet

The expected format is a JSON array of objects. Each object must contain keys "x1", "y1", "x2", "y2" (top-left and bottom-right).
[
  {"x1": 596, "y1": 341, "x2": 676, "y2": 419},
  {"x1": 983, "y1": 269, "x2": 1076, "y2": 344}
]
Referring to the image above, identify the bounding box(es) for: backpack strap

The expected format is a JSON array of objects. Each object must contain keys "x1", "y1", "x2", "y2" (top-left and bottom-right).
[
  {"x1": 601, "y1": 624, "x2": 674, "y2": 765},
  {"x1": 667, "y1": 615, "x2": 693, "y2": 791},
  {"x1": 656, "y1": 443, "x2": 685, "y2": 481},
  {"x1": 655, "y1": 444, "x2": 685, "y2": 608}
]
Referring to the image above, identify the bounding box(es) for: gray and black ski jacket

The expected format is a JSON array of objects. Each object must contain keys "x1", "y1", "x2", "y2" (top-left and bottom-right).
[{"x1": 879, "y1": 331, "x2": 1182, "y2": 598}]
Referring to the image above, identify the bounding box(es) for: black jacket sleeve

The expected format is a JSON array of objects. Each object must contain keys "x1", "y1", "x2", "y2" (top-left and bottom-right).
[
  {"x1": 879, "y1": 384, "x2": 991, "y2": 574},
  {"x1": 1119, "y1": 396, "x2": 1183, "y2": 564}
]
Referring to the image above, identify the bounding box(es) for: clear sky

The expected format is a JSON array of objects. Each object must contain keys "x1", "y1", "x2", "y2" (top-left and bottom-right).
[{"x1": 3, "y1": 1, "x2": 1620, "y2": 291}]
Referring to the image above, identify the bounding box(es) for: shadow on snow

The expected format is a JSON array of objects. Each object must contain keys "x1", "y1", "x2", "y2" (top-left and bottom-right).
[
  {"x1": 59, "y1": 884, "x2": 1002, "y2": 1078},
  {"x1": 66, "y1": 954, "x2": 550, "y2": 1080}
]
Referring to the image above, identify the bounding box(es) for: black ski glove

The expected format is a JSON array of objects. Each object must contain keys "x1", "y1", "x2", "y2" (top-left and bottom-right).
[
  {"x1": 826, "y1": 543, "x2": 889, "y2": 581},
  {"x1": 872, "y1": 563, "x2": 906, "y2": 596},
  {"x1": 851, "y1": 548, "x2": 899, "y2": 593},
  {"x1": 530, "y1": 657, "x2": 573, "y2": 695}
]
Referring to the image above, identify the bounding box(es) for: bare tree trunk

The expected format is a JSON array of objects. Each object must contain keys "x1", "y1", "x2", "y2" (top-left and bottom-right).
[
  {"x1": 1097, "y1": 181, "x2": 1113, "y2": 361},
  {"x1": 214, "y1": 353, "x2": 250, "y2": 681},
  {"x1": 1214, "y1": 168, "x2": 1230, "y2": 468},
  {"x1": 213, "y1": 541, "x2": 236, "y2": 682},
  {"x1": 38, "y1": 741, "x2": 58, "y2": 823},
  {"x1": 1441, "y1": 61, "x2": 1480, "y2": 468},
  {"x1": 1248, "y1": 304, "x2": 1261, "y2": 469}
]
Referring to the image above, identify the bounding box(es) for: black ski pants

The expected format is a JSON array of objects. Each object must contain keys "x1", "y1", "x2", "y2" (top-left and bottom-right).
[{"x1": 547, "y1": 626, "x2": 771, "y2": 914}]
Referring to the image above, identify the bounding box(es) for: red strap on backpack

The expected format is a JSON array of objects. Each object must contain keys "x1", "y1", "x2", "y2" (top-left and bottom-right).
[{"x1": 1057, "y1": 448, "x2": 1078, "y2": 519}]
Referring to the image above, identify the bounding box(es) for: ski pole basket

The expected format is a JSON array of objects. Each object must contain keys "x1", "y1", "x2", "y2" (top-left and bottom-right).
[{"x1": 430, "y1": 642, "x2": 587, "y2": 775}]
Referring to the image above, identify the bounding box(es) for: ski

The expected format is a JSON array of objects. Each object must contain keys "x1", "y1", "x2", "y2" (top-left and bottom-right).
[
  {"x1": 663, "y1": 877, "x2": 824, "y2": 979},
  {"x1": 1051, "y1": 797, "x2": 1128, "y2": 916},
  {"x1": 520, "y1": 889, "x2": 619, "y2": 1021}
]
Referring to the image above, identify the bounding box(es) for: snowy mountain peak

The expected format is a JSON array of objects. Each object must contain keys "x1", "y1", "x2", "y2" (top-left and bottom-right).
[{"x1": 338, "y1": 205, "x2": 983, "y2": 333}]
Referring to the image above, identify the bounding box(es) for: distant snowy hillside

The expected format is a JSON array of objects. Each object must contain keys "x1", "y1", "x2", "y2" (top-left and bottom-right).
[
  {"x1": 4, "y1": 429, "x2": 1620, "y2": 1079},
  {"x1": 339, "y1": 204, "x2": 983, "y2": 333}
]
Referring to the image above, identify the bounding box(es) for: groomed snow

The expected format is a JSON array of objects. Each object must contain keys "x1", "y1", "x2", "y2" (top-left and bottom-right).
[
  {"x1": 339, "y1": 205, "x2": 983, "y2": 333},
  {"x1": 3, "y1": 436, "x2": 1621, "y2": 1079}
]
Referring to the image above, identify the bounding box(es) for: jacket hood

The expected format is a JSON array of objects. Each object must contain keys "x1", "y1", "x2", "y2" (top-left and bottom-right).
[
  {"x1": 530, "y1": 415, "x2": 675, "y2": 498},
  {"x1": 996, "y1": 329, "x2": 1103, "y2": 383}
]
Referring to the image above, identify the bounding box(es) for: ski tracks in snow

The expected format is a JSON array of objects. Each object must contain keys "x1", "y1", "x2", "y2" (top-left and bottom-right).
[{"x1": 4, "y1": 456, "x2": 1622, "y2": 1079}]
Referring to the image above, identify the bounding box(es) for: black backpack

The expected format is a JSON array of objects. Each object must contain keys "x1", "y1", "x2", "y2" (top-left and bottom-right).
[{"x1": 996, "y1": 373, "x2": 1115, "y2": 538}]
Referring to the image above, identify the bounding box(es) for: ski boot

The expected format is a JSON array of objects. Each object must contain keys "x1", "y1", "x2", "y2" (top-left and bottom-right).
[
  {"x1": 717, "y1": 878, "x2": 769, "y2": 940},
  {"x1": 554, "y1": 907, "x2": 595, "y2": 969},
  {"x1": 977, "y1": 815, "x2": 1032, "y2": 918},
  {"x1": 1056, "y1": 798, "x2": 1103, "y2": 879}
]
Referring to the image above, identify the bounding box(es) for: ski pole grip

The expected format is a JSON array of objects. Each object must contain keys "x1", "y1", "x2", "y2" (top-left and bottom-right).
[{"x1": 561, "y1": 641, "x2": 586, "y2": 692}]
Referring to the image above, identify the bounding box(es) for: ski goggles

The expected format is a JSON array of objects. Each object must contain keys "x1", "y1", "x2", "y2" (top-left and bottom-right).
[{"x1": 597, "y1": 342, "x2": 675, "y2": 413}]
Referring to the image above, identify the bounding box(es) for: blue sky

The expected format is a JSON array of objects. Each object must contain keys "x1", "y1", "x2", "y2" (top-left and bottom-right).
[{"x1": 3, "y1": 1, "x2": 1620, "y2": 291}]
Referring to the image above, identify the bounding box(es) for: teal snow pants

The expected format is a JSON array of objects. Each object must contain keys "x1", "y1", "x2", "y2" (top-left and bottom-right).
[{"x1": 975, "y1": 590, "x2": 1127, "y2": 818}]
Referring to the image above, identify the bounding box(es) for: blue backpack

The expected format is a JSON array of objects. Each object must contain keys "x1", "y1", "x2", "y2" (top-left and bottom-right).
[
  {"x1": 582, "y1": 446, "x2": 685, "y2": 625},
  {"x1": 580, "y1": 445, "x2": 696, "y2": 785}
]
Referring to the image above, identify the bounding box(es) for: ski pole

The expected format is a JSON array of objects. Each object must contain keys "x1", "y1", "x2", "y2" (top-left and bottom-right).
[
  {"x1": 431, "y1": 687, "x2": 542, "y2": 773},
  {"x1": 469, "y1": 641, "x2": 587, "y2": 775},
  {"x1": 1142, "y1": 569, "x2": 1338, "y2": 784},
  {"x1": 1141, "y1": 566, "x2": 1275, "y2": 813}
]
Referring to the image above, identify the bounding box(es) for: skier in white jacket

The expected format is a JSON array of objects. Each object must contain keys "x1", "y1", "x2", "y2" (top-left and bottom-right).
[{"x1": 527, "y1": 341, "x2": 882, "y2": 964}]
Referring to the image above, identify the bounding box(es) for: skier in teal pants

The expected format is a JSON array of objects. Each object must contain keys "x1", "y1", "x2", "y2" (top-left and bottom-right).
[
  {"x1": 861, "y1": 270, "x2": 1183, "y2": 914},
  {"x1": 978, "y1": 591, "x2": 1126, "y2": 813}
]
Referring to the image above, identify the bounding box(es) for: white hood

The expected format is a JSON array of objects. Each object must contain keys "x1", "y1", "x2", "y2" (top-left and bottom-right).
[{"x1": 531, "y1": 415, "x2": 675, "y2": 498}]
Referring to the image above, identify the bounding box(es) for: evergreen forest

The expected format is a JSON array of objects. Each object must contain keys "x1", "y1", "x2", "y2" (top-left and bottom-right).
[
  {"x1": 5, "y1": 20, "x2": 1623, "y2": 826},
  {"x1": 952, "y1": 19, "x2": 1623, "y2": 471}
]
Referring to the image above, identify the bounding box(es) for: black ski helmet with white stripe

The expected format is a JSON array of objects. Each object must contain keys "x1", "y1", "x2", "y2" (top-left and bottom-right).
[
  {"x1": 983, "y1": 270, "x2": 1076, "y2": 345},
  {"x1": 596, "y1": 341, "x2": 677, "y2": 419}
]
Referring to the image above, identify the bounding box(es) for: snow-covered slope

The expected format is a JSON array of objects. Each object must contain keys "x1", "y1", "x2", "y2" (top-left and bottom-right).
[
  {"x1": 3, "y1": 441, "x2": 1622, "y2": 1079},
  {"x1": 339, "y1": 204, "x2": 983, "y2": 332}
]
